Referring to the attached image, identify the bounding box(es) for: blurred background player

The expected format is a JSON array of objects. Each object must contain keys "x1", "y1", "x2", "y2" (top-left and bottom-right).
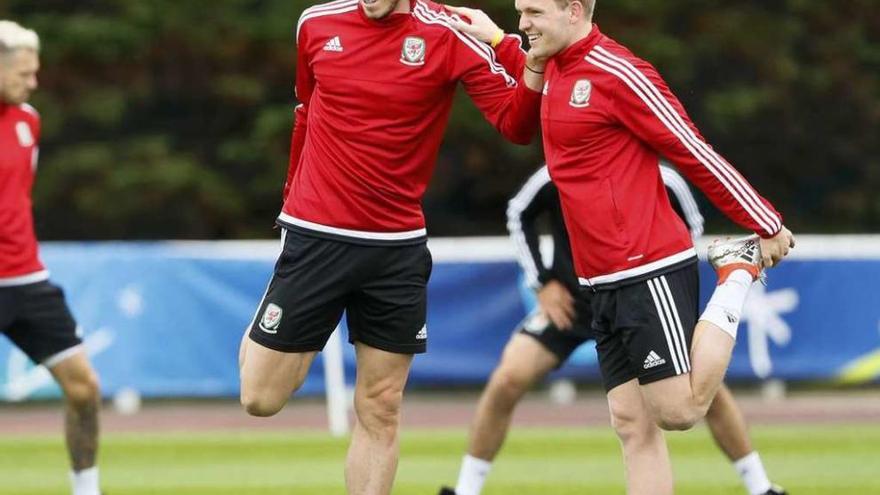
[
  {"x1": 441, "y1": 163, "x2": 785, "y2": 495},
  {"x1": 0, "y1": 20, "x2": 102, "y2": 495},
  {"x1": 237, "y1": 1, "x2": 547, "y2": 494},
  {"x1": 449, "y1": 1, "x2": 794, "y2": 492}
]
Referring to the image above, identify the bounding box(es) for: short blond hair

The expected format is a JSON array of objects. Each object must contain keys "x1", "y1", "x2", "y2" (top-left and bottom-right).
[
  {"x1": 0, "y1": 20, "x2": 40, "y2": 55},
  {"x1": 553, "y1": 0, "x2": 595, "y2": 17}
]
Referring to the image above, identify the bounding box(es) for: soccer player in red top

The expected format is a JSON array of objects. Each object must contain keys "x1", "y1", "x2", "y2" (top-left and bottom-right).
[
  {"x1": 0, "y1": 20, "x2": 103, "y2": 495},
  {"x1": 237, "y1": 1, "x2": 546, "y2": 493},
  {"x1": 440, "y1": 164, "x2": 785, "y2": 495},
  {"x1": 449, "y1": 2, "x2": 792, "y2": 494}
]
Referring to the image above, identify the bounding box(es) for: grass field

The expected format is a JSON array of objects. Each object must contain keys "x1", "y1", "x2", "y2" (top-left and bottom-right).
[{"x1": 3, "y1": 424, "x2": 878, "y2": 494}]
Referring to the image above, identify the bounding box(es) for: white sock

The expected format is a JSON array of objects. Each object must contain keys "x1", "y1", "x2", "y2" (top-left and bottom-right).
[
  {"x1": 734, "y1": 451, "x2": 772, "y2": 495},
  {"x1": 69, "y1": 466, "x2": 100, "y2": 495},
  {"x1": 699, "y1": 269, "x2": 754, "y2": 339},
  {"x1": 455, "y1": 454, "x2": 492, "y2": 495}
]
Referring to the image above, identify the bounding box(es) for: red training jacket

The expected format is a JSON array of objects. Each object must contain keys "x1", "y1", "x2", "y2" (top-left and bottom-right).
[
  {"x1": 280, "y1": 0, "x2": 541, "y2": 244},
  {"x1": 0, "y1": 101, "x2": 47, "y2": 286},
  {"x1": 523, "y1": 26, "x2": 783, "y2": 289}
]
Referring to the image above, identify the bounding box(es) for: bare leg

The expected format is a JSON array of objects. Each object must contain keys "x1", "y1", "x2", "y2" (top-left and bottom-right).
[
  {"x1": 345, "y1": 343, "x2": 413, "y2": 495},
  {"x1": 705, "y1": 383, "x2": 752, "y2": 461},
  {"x1": 641, "y1": 320, "x2": 735, "y2": 431},
  {"x1": 452, "y1": 335, "x2": 559, "y2": 495},
  {"x1": 50, "y1": 351, "x2": 101, "y2": 471},
  {"x1": 238, "y1": 327, "x2": 249, "y2": 370},
  {"x1": 689, "y1": 321, "x2": 736, "y2": 414},
  {"x1": 239, "y1": 336, "x2": 317, "y2": 416},
  {"x1": 707, "y1": 384, "x2": 777, "y2": 494},
  {"x1": 640, "y1": 257, "x2": 757, "y2": 432},
  {"x1": 607, "y1": 379, "x2": 673, "y2": 495},
  {"x1": 468, "y1": 335, "x2": 559, "y2": 460}
]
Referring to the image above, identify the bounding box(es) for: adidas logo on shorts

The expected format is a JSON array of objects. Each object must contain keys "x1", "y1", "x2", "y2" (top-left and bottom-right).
[
  {"x1": 643, "y1": 350, "x2": 666, "y2": 369},
  {"x1": 416, "y1": 325, "x2": 427, "y2": 340}
]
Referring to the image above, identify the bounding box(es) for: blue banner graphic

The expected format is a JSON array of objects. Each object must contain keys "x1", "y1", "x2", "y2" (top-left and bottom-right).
[{"x1": 2, "y1": 238, "x2": 878, "y2": 400}]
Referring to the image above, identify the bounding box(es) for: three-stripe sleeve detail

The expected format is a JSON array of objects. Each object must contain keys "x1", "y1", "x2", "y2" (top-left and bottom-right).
[
  {"x1": 413, "y1": 1, "x2": 518, "y2": 87},
  {"x1": 585, "y1": 46, "x2": 780, "y2": 236},
  {"x1": 660, "y1": 163, "x2": 705, "y2": 239},
  {"x1": 506, "y1": 166, "x2": 552, "y2": 288},
  {"x1": 296, "y1": 0, "x2": 359, "y2": 40}
]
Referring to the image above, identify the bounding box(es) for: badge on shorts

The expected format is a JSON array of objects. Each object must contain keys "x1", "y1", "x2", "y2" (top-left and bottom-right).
[
  {"x1": 400, "y1": 36, "x2": 426, "y2": 66},
  {"x1": 259, "y1": 303, "x2": 283, "y2": 334},
  {"x1": 569, "y1": 79, "x2": 592, "y2": 108},
  {"x1": 15, "y1": 121, "x2": 34, "y2": 147}
]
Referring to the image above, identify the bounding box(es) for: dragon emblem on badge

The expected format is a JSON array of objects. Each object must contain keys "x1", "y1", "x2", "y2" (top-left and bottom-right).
[
  {"x1": 569, "y1": 79, "x2": 592, "y2": 108},
  {"x1": 400, "y1": 36, "x2": 426, "y2": 66}
]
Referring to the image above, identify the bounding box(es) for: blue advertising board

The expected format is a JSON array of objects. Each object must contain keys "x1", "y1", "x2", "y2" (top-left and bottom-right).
[{"x1": 2, "y1": 236, "x2": 879, "y2": 400}]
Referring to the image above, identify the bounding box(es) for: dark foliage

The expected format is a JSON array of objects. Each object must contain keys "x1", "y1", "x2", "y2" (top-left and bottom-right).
[{"x1": 3, "y1": 1, "x2": 877, "y2": 238}]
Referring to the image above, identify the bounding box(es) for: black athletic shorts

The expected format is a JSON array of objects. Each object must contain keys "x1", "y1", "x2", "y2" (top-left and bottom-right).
[
  {"x1": 0, "y1": 280, "x2": 82, "y2": 365},
  {"x1": 517, "y1": 290, "x2": 594, "y2": 366},
  {"x1": 590, "y1": 262, "x2": 699, "y2": 391},
  {"x1": 248, "y1": 229, "x2": 432, "y2": 354}
]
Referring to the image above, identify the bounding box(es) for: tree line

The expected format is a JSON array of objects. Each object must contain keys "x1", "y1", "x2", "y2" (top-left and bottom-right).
[{"x1": 3, "y1": 0, "x2": 877, "y2": 239}]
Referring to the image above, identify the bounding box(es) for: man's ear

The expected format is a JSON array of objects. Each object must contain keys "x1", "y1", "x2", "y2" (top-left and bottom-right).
[{"x1": 568, "y1": 0, "x2": 584, "y2": 24}]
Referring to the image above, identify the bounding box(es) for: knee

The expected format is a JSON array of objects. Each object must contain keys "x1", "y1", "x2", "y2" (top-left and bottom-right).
[
  {"x1": 239, "y1": 368, "x2": 306, "y2": 418},
  {"x1": 62, "y1": 369, "x2": 101, "y2": 408},
  {"x1": 609, "y1": 402, "x2": 654, "y2": 444},
  {"x1": 240, "y1": 391, "x2": 286, "y2": 417},
  {"x1": 355, "y1": 387, "x2": 403, "y2": 434},
  {"x1": 487, "y1": 367, "x2": 532, "y2": 403},
  {"x1": 655, "y1": 406, "x2": 702, "y2": 432}
]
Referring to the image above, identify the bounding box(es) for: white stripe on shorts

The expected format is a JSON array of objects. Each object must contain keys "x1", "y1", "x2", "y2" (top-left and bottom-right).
[
  {"x1": 42, "y1": 343, "x2": 85, "y2": 369},
  {"x1": 646, "y1": 278, "x2": 682, "y2": 375},
  {"x1": 659, "y1": 275, "x2": 691, "y2": 371}
]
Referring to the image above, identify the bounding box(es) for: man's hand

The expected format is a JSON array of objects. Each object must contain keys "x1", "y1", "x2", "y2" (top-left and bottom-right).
[
  {"x1": 446, "y1": 5, "x2": 502, "y2": 44},
  {"x1": 446, "y1": 4, "x2": 546, "y2": 91},
  {"x1": 520, "y1": 49, "x2": 547, "y2": 92},
  {"x1": 525, "y1": 49, "x2": 548, "y2": 73},
  {"x1": 759, "y1": 226, "x2": 795, "y2": 268},
  {"x1": 537, "y1": 280, "x2": 576, "y2": 331}
]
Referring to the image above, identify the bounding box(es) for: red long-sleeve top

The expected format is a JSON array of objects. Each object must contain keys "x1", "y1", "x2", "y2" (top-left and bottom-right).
[
  {"x1": 280, "y1": 0, "x2": 541, "y2": 244},
  {"x1": 0, "y1": 101, "x2": 47, "y2": 286},
  {"x1": 528, "y1": 26, "x2": 783, "y2": 288}
]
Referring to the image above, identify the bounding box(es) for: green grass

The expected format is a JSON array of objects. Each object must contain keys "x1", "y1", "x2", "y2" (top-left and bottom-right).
[{"x1": 2, "y1": 424, "x2": 878, "y2": 494}]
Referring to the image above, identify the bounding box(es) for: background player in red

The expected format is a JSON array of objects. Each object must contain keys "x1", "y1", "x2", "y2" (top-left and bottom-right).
[
  {"x1": 448, "y1": 2, "x2": 794, "y2": 493},
  {"x1": 441, "y1": 163, "x2": 784, "y2": 495},
  {"x1": 237, "y1": 1, "x2": 547, "y2": 493},
  {"x1": 0, "y1": 20, "x2": 103, "y2": 495}
]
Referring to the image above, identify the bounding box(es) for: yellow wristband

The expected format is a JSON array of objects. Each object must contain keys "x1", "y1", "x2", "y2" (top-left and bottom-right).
[{"x1": 490, "y1": 30, "x2": 505, "y2": 48}]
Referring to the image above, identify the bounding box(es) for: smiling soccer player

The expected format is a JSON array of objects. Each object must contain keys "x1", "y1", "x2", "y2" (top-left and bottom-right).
[
  {"x1": 446, "y1": 2, "x2": 793, "y2": 493},
  {"x1": 237, "y1": 1, "x2": 550, "y2": 493}
]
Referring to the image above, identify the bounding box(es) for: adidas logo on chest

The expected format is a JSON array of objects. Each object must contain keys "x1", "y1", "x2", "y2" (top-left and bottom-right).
[{"x1": 323, "y1": 36, "x2": 343, "y2": 52}]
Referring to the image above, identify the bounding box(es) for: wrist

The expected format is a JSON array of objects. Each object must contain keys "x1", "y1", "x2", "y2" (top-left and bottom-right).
[
  {"x1": 490, "y1": 29, "x2": 505, "y2": 48},
  {"x1": 525, "y1": 64, "x2": 545, "y2": 75},
  {"x1": 535, "y1": 273, "x2": 554, "y2": 289},
  {"x1": 525, "y1": 54, "x2": 547, "y2": 74}
]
